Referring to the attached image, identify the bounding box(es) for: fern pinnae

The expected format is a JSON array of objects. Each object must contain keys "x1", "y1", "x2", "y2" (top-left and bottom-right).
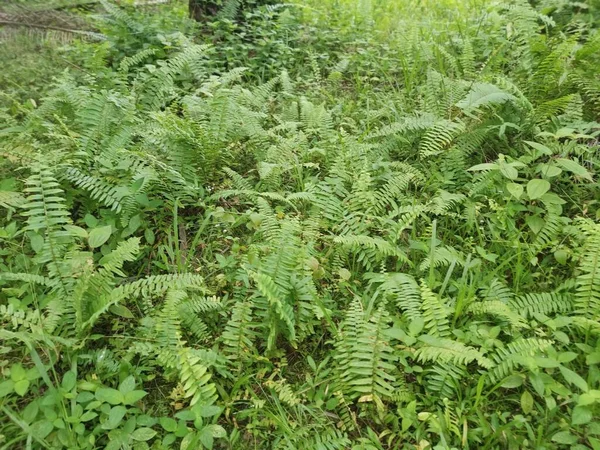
[
  {"x1": 574, "y1": 220, "x2": 600, "y2": 319},
  {"x1": 415, "y1": 335, "x2": 493, "y2": 369},
  {"x1": 420, "y1": 280, "x2": 451, "y2": 337}
]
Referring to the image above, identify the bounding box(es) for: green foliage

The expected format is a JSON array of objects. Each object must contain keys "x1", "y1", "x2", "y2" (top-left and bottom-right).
[{"x1": 2, "y1": 0, "x2": 600, "y2": 448}]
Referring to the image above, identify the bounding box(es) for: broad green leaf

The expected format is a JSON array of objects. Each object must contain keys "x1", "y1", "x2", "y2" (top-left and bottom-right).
[
  {"x1": 30, "y1": 233, "x2": 44, "y2": 253},
  {"x1": 586, "y1": 353, "x2": 600, "y2": 365},
  {"x1": 180, "y1": 432, "x2": 198, "y2": 450},
  {"x1": 554, "y1": 249, "x2": 568, "y2": 265},
  {"x1": 0, "y1": 380, "x2": 14, "y2": 398},
  {"x1": 501, "y1": 375, "x2": 524, "y2": 389},
  {"x1": 23, "y1": 401, "x2": 39, "y2": 424},
  {"x1": 534, "y1": 357, "x2": 559, "y2": 368},
  {"x1": 521, "y1": 391, "x2": 534, "y2": 414},
  {"x1": 457, "y1": 83, "x2": 516, "y2": 110},
  {"x1": 127, "y1": 215, "x2": 142, "y2": 234},
  {"x1": 552, "y1": 431, "x2": 578, "y2": 445},
  {"x1": 525, "y1": 141, "x2": 553, "y2": 156},
  {"x1": 84, "y1": 214, "x2": 99, "y2": 228},
  {"x1": 529, "y1": 373, "x2": 546, "y2": 397},
  {"x1": 145, "y1": 228, "x2": 155, "y2": 245},
  {"x1": 64, "y1": 225, "x2": 88, "y2": 238},
  {"x1": 199, "y1": 427, "x2": 214, "y2": 449},
  {"x1": 572, "y1": 405, "x2": 592, "y2": 425},
  {"x1": 205, "y1": 424, "x2": 226, "y2": 438},
  {"x1": 196, "y1": 405, "x2": 222, "y2": 418},
  {"x1": 88, "y1": 225, "x2": 112, "y2": 249},
  {"x1": 537, "y1": 163, "x2": 562, "y2": 178},
  {"x1": 559, "y1": 365, "x2": 588, "y2": 392},
  {"x1": 96, "y1": 388, "x2": 124, "y2": 405},
  {"x1": 10, "y1": 364, "x2": 26, "y2": 381},
  {"x1": 526, "y1": 215, "x2": 545, "y2": 234},
  {"x1": 499, "y1": 163, "x2": 518, "y2": 180},
  {"x1": 558, "y1": 352, "x2": 578, "y2": 363},
  {"x1": 175, "y1": 411, "x2": 196, "y2": 421},
  {"x1": 14, "y1": 379, "x2": 30, "y2": 396},
  {"x1": 80, "y1": 411, "x2": 98, "y2": 422},
  {"x1": 160, "y1": 417, "x2": 178, "y2": 432},
  {"x1": 338, "y1": 268, "x2": 351, "y2": 281},
  {"x1": 540, "y1": 192, "x2": 566, "y2": 205},
  {"x1": 62, "y1": 371, "x2": 76, "y2": 392},
  {"x1": 163, "y1": 434, "x2": 177, "y2": 446},
  {"x1": 124, "y1": 390, "x2": 147, "y2": 405},
  {"x1": 30, "y1": 420, "x2": 53, "y2": 439},
  {"x1": 468, "y1": 163, "x2": 498, "y2": 172},
  {"x1": 556, "y1": 158, "x2": 593, "y2": 181},
  {"x1": 102, "y1": 406, "x2": 127, "y2": 430},
  {"x1": 131, "y1": 427, "x2": 157, "y2": 441},
  {"x1": 409, "y1": 317, "x2": 424, "y2": 336},
  {"x1": 132, "y1": 177, "x2": 145, "y2": 192},
  {"x1": 136, "y1": 414, "x2": 156, "y2": 427},
  {"x1": 506, "y1": 182, "x2": 523, "y2": 199},
  {"x1": 110, "y1": 304, "x2": 134, "y2": 319},
  {"x1": 119, "y1": 376, "x2": 136, "y2": 394},
  {"x1": 578, "y1": 390, "x2": 600, "y2": 406},
  {"x1": 526, "y1": 179, "x2": 551, "y2": 200}
]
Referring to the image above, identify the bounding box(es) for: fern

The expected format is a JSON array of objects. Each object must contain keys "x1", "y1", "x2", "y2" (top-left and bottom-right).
[
  {"x1": 420, "y1": 281, "x2": 450, "y2": 337},
  {"x1": 334, "y1": 235, "x2": 408, "y2": 263},
  {"x1": 221, "y1": 301, "x2": 257, "y2": 370},
  {"x1": 424, "y1": 363, "x2": 467, "y2": 399},
  {"x1": 178, "y1": 347, "x2": 218, "y2": 406},
  {"x1": 368, "y1": 272, "x2": 422, "y2": 320},
  {"x1": 467, "y1": 300, "x2": 528, "y2": 328},
  {"x1": 456, "y1": 82, "x2": 517, "y2": 112},
  {"x1": 62, "y1": 166, "x2": 124, "y2": 212},
  {"x1": 508, "y1": 292, "x2": 573, "y2": 317},
  {"x1": 335, "y1": 299, "x2": 398, "y2": 403},
  {"x1": 574, "y1": 220, "x2": 600, "y2": 319},
  {"x1": 486, "y1": 338, "x2": 553, "y2": 384},
  {"x1": 250, "y1": 271, "x2": 296, "y2": 349},
  {"x1": 415, "y1": 335, "x2": 493, "y2": 368}
]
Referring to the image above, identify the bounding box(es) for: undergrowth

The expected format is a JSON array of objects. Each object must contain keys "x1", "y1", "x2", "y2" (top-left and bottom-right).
[{"x1": 1, "y1": 0, "x2": 600, "y2": 448}]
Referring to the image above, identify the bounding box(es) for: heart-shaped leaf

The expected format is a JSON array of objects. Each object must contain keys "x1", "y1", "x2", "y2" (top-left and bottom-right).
[
  {"x1": 527, "y1": 179, "x2": 551, "y2": 200},
  {"x1": 88, "y1": 225, "x2": 112, "y2": 249}
]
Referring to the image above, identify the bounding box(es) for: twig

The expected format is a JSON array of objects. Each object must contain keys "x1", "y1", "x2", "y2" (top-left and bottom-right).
[{"x1": 0, "y1": 20, "x2": 105, "y2": 40}]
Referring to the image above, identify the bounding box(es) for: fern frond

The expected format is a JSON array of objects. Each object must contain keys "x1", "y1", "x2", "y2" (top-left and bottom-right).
[
  {"x1": 467, "y1": 300, "x2": 528, "y2": 328},
  {"x1": 456, "y1": 82, "x2": 517, "y2": 112},
  {"x1": 419, "y1": 120, "x2": 465, "y2": 158},
  {"x1": 63, "y1": 166, "x2": 124, "y2": 213},
  {"x1": 0, "y1": 272, "x2": 56, "y2": 287},
  {"x1": 420, "y1": 281, "x2": 450, "y2": 337},
  {"x1": 487, "y1": 338, "x2": 553, "y2": 384},
  {"x1": 416, "y1": 335, "x2": 493, "y2": 368},
  {"x1": 574, "y1": 221, "x2": 600, "y2": 319},
  {"x1": 178, "y1": 347, "x2": 218, "y2": 406},
  {"x1": 250, "y1": 271, "x2": 296, "y2": 347},
  {"x1": 334, "y1": 235, "x2": 408, "y2": 262},
  {"x1": 424, "y1": 363, "x2": 467, "y2": 399},
  {"x1": 368, "y1": 273, "x2": 423, "y2": 320},
  {"x1": 0, "y1": 190, "x2": 25, "y2": 211},
  {"x1": 119, "y1": 48, "x2": 157, "y2": 73},
  {"x1": 509, "y1": 292, "x2": 573, "y2": 318},
  {"x1": 335, "y1": 300, "x2": 398, "y2": 402},
  {"x1": 221, "y1": 301, "x2": 257, "y2": 369},
  {"x1": 480, "y1": 279, "x2": 513, "y2": 303}
]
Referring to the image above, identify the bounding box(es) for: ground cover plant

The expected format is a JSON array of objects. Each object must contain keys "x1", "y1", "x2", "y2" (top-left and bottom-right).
[{"x1": 1, "y1": 0, "x2": 600, "y2": 448}]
